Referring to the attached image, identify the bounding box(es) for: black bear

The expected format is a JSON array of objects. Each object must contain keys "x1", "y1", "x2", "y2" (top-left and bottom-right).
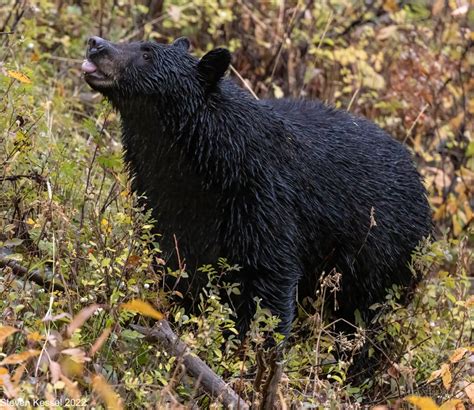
[{"x1": 82, "y1": 36, "x2": 432, "y2": 338}]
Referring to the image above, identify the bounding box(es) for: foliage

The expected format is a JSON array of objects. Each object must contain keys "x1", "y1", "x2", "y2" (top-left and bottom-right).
[{"x1": 0, "y1": 0, "x2": 472, "y2": 408}]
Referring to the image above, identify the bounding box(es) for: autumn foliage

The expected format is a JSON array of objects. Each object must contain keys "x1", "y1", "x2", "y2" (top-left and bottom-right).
[{"x1": 0, "y1": 0, "x2": 472, "y2": 408}]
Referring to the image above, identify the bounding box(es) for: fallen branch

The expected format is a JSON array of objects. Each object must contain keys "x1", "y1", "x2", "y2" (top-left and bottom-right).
[
  {"x1": 0, "y1": 247, "x2": 65, "y2": 292},
  {"x1": 131, "y1": 321, "x2": 249, "y2": 409}
]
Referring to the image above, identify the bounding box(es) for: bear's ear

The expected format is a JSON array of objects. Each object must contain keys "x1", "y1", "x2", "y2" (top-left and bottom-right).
[
  {"x1": 172, "y1": 37, "x2": 190, "y2": 51},
  {"x1": 197, "y1": 48, "x2": 231, "y2": 86}
]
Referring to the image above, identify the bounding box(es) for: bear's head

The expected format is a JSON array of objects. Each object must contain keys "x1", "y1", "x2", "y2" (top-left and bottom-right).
[{"x1": 82, "y1": 36, "x2": 231, "y2": 108}]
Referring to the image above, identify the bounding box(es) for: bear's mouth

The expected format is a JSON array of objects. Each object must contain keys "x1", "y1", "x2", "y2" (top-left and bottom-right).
[{"x1": 82, "y1": 59, "x2": 114, "y2": 88}]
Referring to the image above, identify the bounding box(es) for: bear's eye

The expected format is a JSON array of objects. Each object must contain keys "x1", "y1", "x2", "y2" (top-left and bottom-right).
[{"x1": 143, "y1": 53, "x2": 151, "y2": 61}]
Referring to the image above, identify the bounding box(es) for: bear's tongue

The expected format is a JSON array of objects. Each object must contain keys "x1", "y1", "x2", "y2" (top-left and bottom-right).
[{"x1": 82, "y1": 60, "x2": 97, "y2": 73}]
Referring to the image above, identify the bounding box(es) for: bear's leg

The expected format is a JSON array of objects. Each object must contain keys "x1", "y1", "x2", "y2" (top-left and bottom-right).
[
  {"x1": 335, "y1": 276, "x2": 390, "y2": 384},
  {"x1": 235, "y1": 270, "x2": 300, "y2": 339}
]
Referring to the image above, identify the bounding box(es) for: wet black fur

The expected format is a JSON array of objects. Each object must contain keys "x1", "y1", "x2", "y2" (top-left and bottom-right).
[{"x1": 84, "y1": 37, "x2": 432, "y2": 337}]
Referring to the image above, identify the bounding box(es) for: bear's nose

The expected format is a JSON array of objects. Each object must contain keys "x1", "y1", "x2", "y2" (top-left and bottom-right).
[{"x1": 87, "y1": 36, "x2": 107, "y2": 55}]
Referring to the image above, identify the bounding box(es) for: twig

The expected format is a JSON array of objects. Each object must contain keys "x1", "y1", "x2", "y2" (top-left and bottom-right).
[
  {"x1": 0, "y1": 172, "x2": 47, "y2": 186},
  {"x1": 268, "y1": 0, "x2": 314, "y2": 83},
  {"x1": 253, "y1": 349, "x2": 266, "y2": 393},
  {"x1": 44, "y1": 55, "x2": 83, "y2": 63},
  {"x1": 317, "y1": 11, "x2": 333, "y2": 49},
  {"x1": 235, "y1": 0, "x2": 282, "y2": 42},
  {"x1": 268, "y1": 3, "x2": 300, "y2": 82},
  {"x1": 260, "y1": 351, "x2": 284, "y2": 410},
  {"x1": 131, "y1": 322, "x2": 249, "y2": 409},
  {"x1": 121, "y1": 4, "x2": 194, "y2": 42},
  {"x1": 346, "y1": 86, "x2": 360, "y2": 112},
  {"x1": 404, "y1": 103, "x2": 429, "y2": 143},
  {"x1": 230, "y1": 65, "x2": 259, "y2": 100},
  {"x1": 0, "y1": 247, "x2": 65, "y2": 292},
  {"x1": 339, "y1": 4, "x2": 388, "y2": 37}
]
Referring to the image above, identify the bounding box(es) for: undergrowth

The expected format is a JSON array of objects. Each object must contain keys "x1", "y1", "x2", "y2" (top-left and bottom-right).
[{"x1": 0, "y1": 0, "x2": 472, "y2": 408}]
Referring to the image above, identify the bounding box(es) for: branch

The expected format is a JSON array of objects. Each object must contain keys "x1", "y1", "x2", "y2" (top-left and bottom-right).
[
  {"x1": 0, "y1": 172, "x2": 47, "y2": 186},
  {"x1": 260, "y1": 351, "x2": 284, "y2": 410},
  {"x1": 131, "y1": 321, "x2": 249, "y2": 409},
  {"x1": 0, "y1": 247, "x2": 65, "y2": 292}
]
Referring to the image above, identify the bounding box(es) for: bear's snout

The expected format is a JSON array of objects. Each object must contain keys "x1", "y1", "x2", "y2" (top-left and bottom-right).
[
  {"x1": 83, "y1": 36, "x2": 118, "y2": 89},
  {"x1": 87, "y1": 36, "x2": 110, "y2": 58}
]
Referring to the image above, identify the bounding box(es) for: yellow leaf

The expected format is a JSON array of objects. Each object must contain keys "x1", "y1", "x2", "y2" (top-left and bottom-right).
[
  {"x1": 428, "y1": 368, "x2": 442, "y2": 382},
  {"x1": 452, "y1": 215, "x2": 462, "y2": 237},
  {"x1": 0, "y1": 367, "x2": 16, "y2": 398},
  {"x1": 0, "y1": 350, "x2": 40, "y2": 365},
  {"x1": 383, "y1": 0, "x2": 398, "y2": 12},
  {"x1": 53, "y1": 380, "x2": 65, "y2": 389},
  {"x1": 449, "y1": 347, "x2": 467, "y2": 364},
  {"x1": 61, "y1": 348, "x2": 90, "y2": 363},
  {"x1": 432, "y1": 0, "x2": 445, "y2": 15},
  {"x1": 60, "y1": 355, "x2": 84, "y2": 378},
  {"x1": 406, "y1": 395, "x2": 439, "y2": 410},
  {"x1": 92, "y1": 374, "x2": 123, "y2": 410},
  {"x1": 60, "y1": 374, "x2": 81, "y2": 400},
  {"x1": 449, "y1": 112, "x2": 464, "y2": 130},
  {"x1": 465, "y1": 383, "x2": 474, "y2": 404},
  {"x1": 376, "y1": 25, "x2": 397, "y2": 41},
  {"x1": 49, "y1": 361, "x2": 62, "y2": 384},
  {"x1": 0, "y1": 326, "x2": 18, "y2": 345},
  {"x1": 90, "y1": 327, "x2": 112, "y2": 357},
  {"x1": 439, "y1": 399, "x2": 464, "y2": 410},
  {"x1": 26, "y1": 331, "x2": 43, "y2": 343},
  {"x1": 465, "y1": 295, "x2": 474, "y2": 308},
  {"x1": 121, "y1": 299, "x2": 164, "y2": 320},
  {"x1": 100, "y1": 218, "x2": 111, "y2": 234},
  {"x1": 469, "y1": 99, "x2": 474, "y2": 115},
  {"x1": 66, "y1": 304, "x2": 101, "y2": 337},
  {"x1": 273, "y1": 84, "x2": 284, "y2": 99},
  {"x1": 0, "y1": 367, "x2": 9, "y2": 385},
  {"x1": 11, "y1": 363, "x2": 26, "y2": 387},
  {"x1": 6, "y1": 70, "x2": 31, "y2": 84},
  {"x1": 155, "y1": 257, "x2": 166, "y2": 265},
  {"x1": 440, "y1": 363, "x2": 452, "y2": 390}
]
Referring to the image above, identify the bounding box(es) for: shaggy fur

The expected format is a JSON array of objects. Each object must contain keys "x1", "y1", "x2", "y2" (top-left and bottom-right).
[{"x1": 83, "y1": 36, "x2": 432, "y2": 337}]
